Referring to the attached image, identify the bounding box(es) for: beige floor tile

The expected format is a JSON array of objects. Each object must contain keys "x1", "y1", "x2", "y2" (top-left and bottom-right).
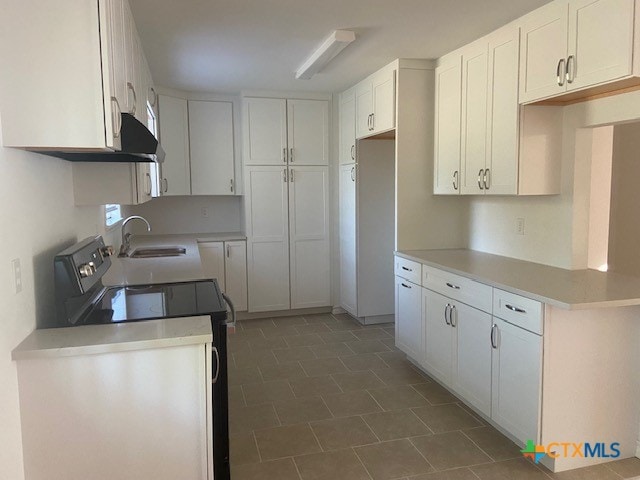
[
  {"x1": 272, "y1": 315, "x2": 307, "y2": 327},
  {"x1": 284, "y1": 334, "x2": 325, "y2": 347},
  {"x1": 229, "y1": 329, "x2": 267, "y2": 341},
  {"x1": 239, "y1": 319, "x2": 276, "y2": 330},
  {"x1": 311, "y1": 342, "x2": 355, "y2": 358},
  {"x1": 229, "y1": 385, "x2": 246, "y2": 407},
  {"x1": 231, "y1": 458, "x2": 300, "y2": 480},
  {"x1": 607, "y1": 458, "x2": 640, "y2": 478},
  {"x1": 255, "y1": 424, "x2": 322, "y2": 461},
  {"x1": 273, "y1": 346, "x2": 317, "y2": 363},
  {"x1": 260, "y1": 325, "x2": 301, "y2": 339},
  {"x1": 412, "y1": 382, "x2": 460, "y2": 405},
  {"x1": 462, "y1": 427, "x2": 521, "y2": 462},
  {"x1": 230, "y1": 433, "x2": 261, "y2": 466},
  {"x1": 352, "y1": 328, "x2": 393, "y2": 341},
  {"x1": 408, "y1": 468, "x2": 480, "y2": 480},
  {"x1": 470, "y1": 458, "x2": 550, "y2": 479},
  {"x1": 327, "y1": 320, "x2": 366, "y2": 332},
  {"x1": 317, "y1": 331, "x2": 359, "y2": 343},
  {"x1": 249, "y1": 336, "x2": 288, "y2": 350},
  {"x1": 341, "y1": 353, "x2": 390, "y2": 372},
  {"x1": 323, "y1": 390, "x2": 383, "y2": 417},
  {"x1": 295, "y1": 448, "x2": 372, "y2": 480},
  {"x1": 228, "y1": 366, "x2": 263, "y2": 386},
  {"x1": 368, "y1": 385, "x2": 431, "y2": 411},
  {"x1": 412, "y1": 404, "x2": 483, "y2": 433},
  {"x1": 229, "y1": 403, "x2": 280, "y2": 435},
  {"x1": 296, "y1": 323, "x2": 332, "y2": 334},
  {"x1": 457, "y1": 402, "x2": 490, "y2": 426},
  {"x1": 299, "y1": 357, "x2": 348, "y2": 377},
  {"x1": 331, "y1": 371, "x2": 386, "y2": 392},
  {"x1": 228, "y1": 338, "x2": 251, "y2": 355},
  {"x1": 379, "y1": 337, "x2": 399, "y2": 350},
  {"x1": 355, "y1": 439, "x2": 434, "y2": 480},
  {"x1": 382, "y1": 326, "x2": 395, "y2": 336},
  {"x1": 242, "y1": 380, "x2": 295, "y2": 406},
  {"x1": 303, "y1": 313, "x2": 339, "y2": 324},
  {"x1": 274, "y1": 396, "x2": 333, "y2": 425},
  {"x1": 290, "y1": 375, "x2": 342, "y2": 397},
  {"x1": 259, "y1": 363, "x2": 307, "y2": 382},
  {"x1": 373, "y1": 365, "x2": 430, "y2": 386},
  {"x1": 411, "y1": 432, "x2": 492, "y2": 471},
  {"x1": 233, "y1": 349, "x2": 278, "y2": 369},
  {"x1": 310, "y1": 416, "x2": 378, "y2": 451},
  {"x1": 362, "y1": 409, "x2": 432, "y2": 441},
  {"x1": 346, "y1": 339, "x2": 392, "y2": 354},
  {"x1": 546, "y1": 463, "x2": 621, "y2": 479}
]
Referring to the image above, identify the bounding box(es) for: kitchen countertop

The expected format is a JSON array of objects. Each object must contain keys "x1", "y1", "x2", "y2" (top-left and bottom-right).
[
  {"x1": 396, "y1": 249, "x2": 640, "y2": 310},
  {"x1": 12, "y1": 316, "x2": 212, "y2": 360}
]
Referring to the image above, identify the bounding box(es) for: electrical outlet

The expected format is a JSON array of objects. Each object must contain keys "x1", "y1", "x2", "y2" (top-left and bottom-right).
[
  {"x1": 12, "y1": 258, "x2": 22, "y2": 293},
  {"x1": 516, "y1": 218, "x2": 525, "y2": 235},
  {"x1": 201, "y1": 207, "x2": 209, "y2": 218}
]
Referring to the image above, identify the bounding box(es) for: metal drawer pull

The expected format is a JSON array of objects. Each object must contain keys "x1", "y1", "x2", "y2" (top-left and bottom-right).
[
  {"x1": 351, "y1": 144, "x2": 355, "y2": 160},
  {"x1": 444, "y1": 304, "x2": 451, "y2": 325},
  {"x1": 283, "y1": 169, "x2": 288, "y2": 183},
  {"x1": 446, "y1": 282, "x2": 461, "y2": 290},
  {"x1": 491, "y1": 324, "x2": 498, "y2": 349},
  {"x1": 230, "y1": 178, "x2": 234, "y2": 193},
  {"x1": 484, "y1": 169, "x2": 490, "y2": 190},
  {"x1": 401, "y1": 283, "x2": 411, "y2": 289},
  {"x1": 478, "y1": 169, "x2": 485, "y2": 189},
  {"x1": 450, "y1": 305, "x2": 457, "y2": 327},
  {"x1": 290, "y1": 147, "x2": 294, "y2": 163},
  {"x1": 505, "y1": 304, "x2": 526, "y2": 314},
  {"x1": 401, "y1": 266, "x2": 412, "y2": 272},
  {"x1": 453, "y1": 170, "x2": 459, "y2": 190},
  {"x1": 212, "y1": 346, "x2": 220, "y2": 383},
  {"x1": 127, "y1": 82, "x2": 137, "y2": 116},
  {"x1": 351, "y1": 166, "x2": 355, "y2": 182},
  {"x1": 566, "y1": 55, "x2": 575, "y2": 84},
  {"x1": 290, "y1": 169, "x2": 294, "y2": 182},
  {"x1": 556, "y1": 58, "x2": 566, "y2": 86},
  {"x1": 283, "y1": 147, "x2": 287, "y2": 163}
]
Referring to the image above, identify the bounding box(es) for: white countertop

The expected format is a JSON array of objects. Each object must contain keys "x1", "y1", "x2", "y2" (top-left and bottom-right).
[
  {"x1": 12, "y1": 316, "x2": 212, "y2": 360},
  {"x1": 397, "y1": 249, "x2": 640, "y2": 310}
]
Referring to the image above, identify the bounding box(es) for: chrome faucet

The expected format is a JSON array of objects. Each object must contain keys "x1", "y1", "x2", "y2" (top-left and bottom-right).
[{"x1": 118, "y1": 216, "x2": 151, "y2": 257}]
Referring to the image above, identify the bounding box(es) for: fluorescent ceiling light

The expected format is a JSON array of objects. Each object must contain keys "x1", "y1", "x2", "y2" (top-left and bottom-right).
[{"x1": 296, "y1": 30, "x2": 356, "y2": 80}]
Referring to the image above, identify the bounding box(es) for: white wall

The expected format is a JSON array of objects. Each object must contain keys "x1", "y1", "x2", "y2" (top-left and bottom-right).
[{"x1": 0, "y1": 115, "x2": 108, "y2": 480}]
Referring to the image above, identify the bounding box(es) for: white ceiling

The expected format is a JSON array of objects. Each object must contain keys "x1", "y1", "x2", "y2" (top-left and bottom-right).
[{"x1": 130, "y1": 0, "x2": 550, "y2": 95}]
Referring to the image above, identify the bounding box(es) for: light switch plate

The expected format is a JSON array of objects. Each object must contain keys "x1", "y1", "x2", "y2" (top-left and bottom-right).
[
  {"x1": 12, "y1": 258, "x2": 22, "y2": 293},
  {"x1": 516, "y1": 218, "x2": 525, "y2": 235}
]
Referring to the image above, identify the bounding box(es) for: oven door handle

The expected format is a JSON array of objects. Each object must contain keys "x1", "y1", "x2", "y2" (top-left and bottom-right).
[
  {"x1": 212, "y1": 346, "x2": 220, "y2": 384},
  {"x1": 221, "y1": 291, "x2": 236, "y2": 329}
]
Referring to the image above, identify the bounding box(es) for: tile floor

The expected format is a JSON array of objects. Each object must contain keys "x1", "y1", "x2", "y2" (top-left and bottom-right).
[{"x1": 227, "y1": 313, "x2": 640, "y2": 480}]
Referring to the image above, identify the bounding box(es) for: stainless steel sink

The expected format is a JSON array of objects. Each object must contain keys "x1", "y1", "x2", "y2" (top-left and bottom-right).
[{"x1": 129, "y1": 246, "x2": 187, "y2": 258}]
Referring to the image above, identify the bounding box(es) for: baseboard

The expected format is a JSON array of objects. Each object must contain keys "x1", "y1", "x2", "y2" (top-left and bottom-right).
[
  {"x1": 332, "y1": 306, "x2": 347, "y2": 315},
  {"x1": 636, "y1": 437, "x2": 640, "y2": 458},
  {"x1": 359, "y1": 313, "x2": 394, "y2": 325},
  {"x1": 237, "y1": 306, "x2": 332, "y2": 321}
]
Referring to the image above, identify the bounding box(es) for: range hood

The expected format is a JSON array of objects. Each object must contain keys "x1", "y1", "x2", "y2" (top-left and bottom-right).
[{"x1": 40, "y1": 113, "x2": 165, "y2": 163}]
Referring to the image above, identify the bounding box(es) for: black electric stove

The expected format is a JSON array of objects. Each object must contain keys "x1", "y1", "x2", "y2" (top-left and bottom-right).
[{"x1": 45, "y1": 235, "x2": 231, "y2": 480}]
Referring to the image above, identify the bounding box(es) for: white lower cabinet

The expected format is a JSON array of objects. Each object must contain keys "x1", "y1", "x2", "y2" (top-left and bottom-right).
[
  {"x1": 423, "y1": 289, "x2": 455, "y2": 383},
  {"x1": 491, "y1": 317, "x2": 542, "y2": 444},
  {"x1": 394, "y1": 276, "x2": 424, "y2": 363},
  {"x1": 198, "y1": 240, "x2": 248, "y2": 312}
]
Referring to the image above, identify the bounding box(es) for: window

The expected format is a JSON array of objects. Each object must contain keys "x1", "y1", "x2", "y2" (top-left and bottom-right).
[{"x1": 105, "y1": 204, "x2": 123, "y2": 227}]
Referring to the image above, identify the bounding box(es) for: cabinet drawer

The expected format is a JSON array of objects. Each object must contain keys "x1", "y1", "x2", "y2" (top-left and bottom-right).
[
  {"x1": 493, "y1": 289, "x2": 543, "y2": 335},
  {"x1": 394, "y1": 257, "x2": 421, "y2": 284},
  {"x1": 422, "y1": 266, "x2": 492, "y2": 313}
]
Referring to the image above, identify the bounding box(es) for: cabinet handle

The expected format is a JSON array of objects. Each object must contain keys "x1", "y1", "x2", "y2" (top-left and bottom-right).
[
  {"x1": 163, "y1": 178, "x2": 169, "y2": 193},
  {"x1": 505, "y1": 304, "x2": 526, "y2": 314},
  {"x1": 453, "y1": 170, "x2": 459, "y2": 191},
  {"x1": 283, "y1": 169, "x2": 288, "y2": 183},
  {"x1": 401, "y1": 266, "x2": 412, "y2": 272},
  {"x1": 484, "y1": 169, "x2": 490, "y2": 190},
  {"x1": 450, "y1": 305, "x2": 457, "y2": 328},
  {"x1": 446, "y1": 282, "x2": 461, "y2": 290},
  {"x1": 127, "y1": 82, "x2": 137, "y2": 116},
  {"x1": 290, "y1": 147, "x2": 294, "y2": 163},
  {"x1": 566, "y1": 55, "x2": 575, "y2": 84},
  {"x1": 111, "y1": 97, "x2": 122, "y2": 139},
  {"x1": 145, "y1": 172, "x2": 152, "y2": 195},
  {"x1": 290, "y1": 169, "x2": 294, "y2": 182},
  {"x1": 230, "y1": 178, "x2": 234, "y2": 193},
  {"x1": 149, "y1": 87, "x2": 157, "y2": 107},
  {"x1": 367, "y1": 114, "x2": 371, "y2": 130},
  {"x1": 226, "y1": 244, "x2": 230, "y2": 258},
  {"x1": 212, "y1": 346, "x2": 220, "y2": 383},
  {"x1": 491, "y1": 324, "x2": 498, "y2": 349},
  {"x1": 401, "y1": 282, "x2": 411, "y2": 289},
  {"x1": 351, "y1": 166, "x2": 355, "y2": 182},
  {"x1": 556, "y1": 59, "x2": 566, "y2": 87},
  {"x1": 371, "y1": 113, "x2": 375, "y2": 131},
  {"x1": 351, "y1": 144, "x2": 355, "y2": 160},
  {"x1": 477, "y1": 169, "x2": 485, "y2": 190},
  {"x1": 283, "y1": 147, "x2": 287, "y2": 163},
  {"x1": 444, "y1": 304, "x2": 451, "y2": 325}
]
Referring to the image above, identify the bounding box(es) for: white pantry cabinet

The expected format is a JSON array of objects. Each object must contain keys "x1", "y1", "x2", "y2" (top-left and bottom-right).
[
  {"x1": 158, "y1": 95, "x2": 191, "y2": 196},
  {"x1": 339, "y1": 164, "x2": 358, "y2": 315},
  {"x1": 355, "y1": 67, "x2": 396, "y2": 139},
  {"x1": 199, "y1": 240, "x2": 248, "y2": 312},
  {"x1": 339, "y1": 89, "x2": 357, "y2": 164},
  {"x1": 189, "y1": 101, "x2": 236, "y2": 195},
  {"x1": 287, "y1": 100, "x2": 330, "y2": 165}
]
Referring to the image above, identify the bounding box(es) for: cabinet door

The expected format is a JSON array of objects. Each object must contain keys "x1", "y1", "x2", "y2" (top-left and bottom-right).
[
  {"x1": 288, "y1": 166, "x2": 330, "y2": 309},
  {"x1": 453, "y1": 302, "x2": 492, "y2": 417},
  {"x1": 486, "y1": 27, "x2": 520, "y2": 195},
  {"x1": 243, "y1": 98, "x2": 287, "y2": 165},
  {"x1": 158, "y1": 95, "x2": 191, "y2": 196},
  {"x1": 519, "y1": 1, "x2": 569, "y2": 103},
  {"x1": 460, "y1": 43, "x2": 489, "y2": 195},
  {"x1": 287, "y1": 100, "x2": 329, "y2": 166},
  {"x1": 198, "y1": 242, "x2": 226, "y2": 291},
  {"x1": 434, "y1": 57, "x2": 462, "y2": 194},
  {"x1": 135, "y1": 163, "x2": 153, "y2": 204},
  {"x1": 123, "y1": 1, "x2": 139, "y2": 116},
  {"x1": 224, "y1": 241, "x2": 248, "y2": 312},
  {"x1": 371, "y1": 69, "x2": 396, "y2": 134},
  {"x1": 339, "y1": 89, "x2": 357, "y2": 164},
  {"x1": 491, "y1": 318, "x2": 542, "y2": 444},
  {"x1": 424, "y1": 289, "x2": 455, "y2": 384},
  {"x1": 567, "y1": 0, "x2": 634, "y2": 90},
  {"x1": 339, "y1": 164, "x2": 357, "y2": 316},
  {"x1": 189, "y1": 101, "x2": 235, "y2": 195},
  {"x1": 355, "y1": 81, "x2": 373, "y2": 139},
  {"x1": 244, "y1": 166, "x2": 290, "y2": 312},
  {"x1": 395, "y1": 278, "x2": 424, "y2": 362}
]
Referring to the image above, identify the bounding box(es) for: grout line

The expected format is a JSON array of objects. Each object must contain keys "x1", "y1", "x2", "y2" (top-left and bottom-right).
[
  {"x1": 351, "y1": 446, "x2": 376, "y2": 480},
  {"x1": 405, "y1": 438, "x2": 436, "y2": 476},
  {"x1": 459, "y1": 429, "x2": 499, "y2": 463},
  {"x1": 251, "y1": 430, "x2": 263, "y2": 463}
]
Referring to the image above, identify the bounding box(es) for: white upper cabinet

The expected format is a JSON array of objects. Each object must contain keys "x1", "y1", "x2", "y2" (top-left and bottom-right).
[
  {"x1": 189, "y1": 101, "x2": 236, "y2": 195},
  {"x1": 339, "y1": 89, "x2": 357, "y2": 164},
  {"x1": 434, "y1": 57, "x2": 463, "y2": 194},
  {"x1": 243, "y1": 98, "x2": 288, "y2": 165},
  {"x1": 287, "y1": 100, "x2": 329, "y2": 165},
  {"x1": 158, "y1": 95, "x2": 191, "y2": 196},
  {"x1": 355, "y1": 66, "x2": 396, "y2": 139}
]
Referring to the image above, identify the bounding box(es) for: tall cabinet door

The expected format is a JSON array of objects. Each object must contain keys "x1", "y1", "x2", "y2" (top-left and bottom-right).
[
  {"x1": 243, "y1": 98, "x2": 288, "y2": 165},
  {"x1": 567, "y1": 0, "x2": 634, "y2": 90},
  {"x1": 339, "y1": 90, "x2": 356, "y2": 164},
  {"x1": 424, "y1": 289, "x2": 455, "y2": 384},
  {"x1": 245, "y1": 166, "x2": 291, "y2": 312},
  {"x1": 158, "y1": 95, "x2": 191, "y2": 196},
  {"x1": 460, "y1": 42, "x2": 489, "y2": 195},
  {"x1": 434, "y1": 57, "x2": 462, "y2": 195},
  {"x1": 486, "y1": 27, "x2": 520, "y2": 195},
  {"x1": 339, "y1": 164, "x2": 357, "y2": 316},
  {"x1": 189, "y1": 101, "x2": 235, "y2": 195},
  {"x1": 225, "y1": 241, "x2": 248, "y2": 312},
  {"x1": 287, "y1": 100, "x2": 329, "y2": 165},
  {"x1": 198, "y1": 242, "x2": 226, "y2": 291},
  {"x1": 288, "y1": 166, "x2": 330, "y2": 309}
]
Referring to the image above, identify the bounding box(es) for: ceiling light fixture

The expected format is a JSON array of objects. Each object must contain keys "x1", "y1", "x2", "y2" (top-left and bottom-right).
[{"x1": 296, "y1": 30, "x2": 356, "y2": 80}]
